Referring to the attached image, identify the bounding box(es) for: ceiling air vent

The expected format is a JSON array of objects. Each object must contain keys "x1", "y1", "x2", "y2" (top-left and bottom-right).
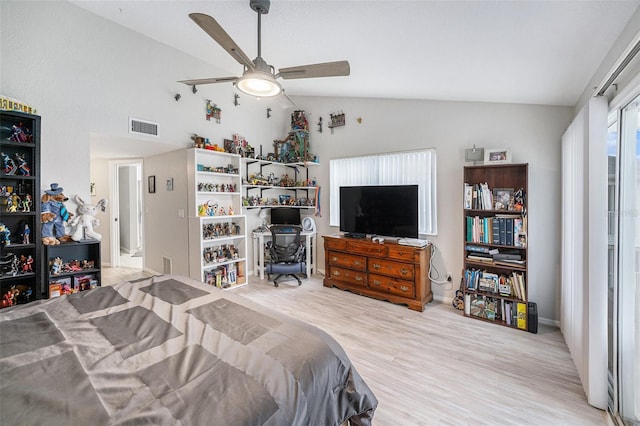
[{"x1": 129, "y1": 117, "x2": 159, "y2": 137}]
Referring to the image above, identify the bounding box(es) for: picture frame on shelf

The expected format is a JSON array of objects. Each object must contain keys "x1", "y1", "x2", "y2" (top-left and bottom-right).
[
  {"x1": 484, "y1": 148, "x2": 512, "y2": 164},
  {"x1": 148, "y1": 175, "x2": 156, "y2": 193},
  {"x1": 278, "y1": 194, "x2": 291, "y2": 205},
  {"x1": 494, "y1": 188, "x2": 514, "y2": 210}
]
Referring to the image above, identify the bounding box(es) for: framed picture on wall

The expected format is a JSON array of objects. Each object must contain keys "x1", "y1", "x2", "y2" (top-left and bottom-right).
[
  {"x1": 148, "y1": 175, "x2": 156, "y2": 193},
  {"x1": 484, "y1": 148, "x2": 512, "y2": 164}
]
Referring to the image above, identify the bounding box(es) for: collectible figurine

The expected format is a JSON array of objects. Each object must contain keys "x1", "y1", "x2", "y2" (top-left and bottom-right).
[
  {"x1": 41, "y1": 183, "x2": 73, "y2": 245},
  {"x1": 14, "y1": 153, "x2": 30, "y2": 176},
  {"x1": 9, "y1": 123, "x2": 30, "y2": 143},
  {"x1": 0, "y1": 223, "x2": 10, "y2": 246},
  {"x1": 2, "y1": 152, "x2": 16, "y2": 175},
  {"x1": 20, "y1": 194, "x2": 32, "y2": 212},
  {"x1": 69, "y1": 195, "x2": 108, "y2": 241},
  {"x1": 21, "y1": 223, "x2": 30, "y2": 244}
]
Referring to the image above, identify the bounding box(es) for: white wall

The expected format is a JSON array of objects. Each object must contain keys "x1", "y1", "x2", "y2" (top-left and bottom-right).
[
  {"x1": 1, "y1": 0, "x2": 287, "y2": 270},
  {"x1": 1, "y1": 1, "x2": 575, "y2": 322},
  {"x1": 291, "y1": 97, "x2": 573, "y2": 322}
]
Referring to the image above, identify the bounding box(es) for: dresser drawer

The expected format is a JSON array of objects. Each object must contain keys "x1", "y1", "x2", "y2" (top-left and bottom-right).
[
  {"x1": 328, "y1": 266, "x2": 367, "y2": 287},
  {"x1": 346, "y1": 241, "x2": 387, "y2": 257},
  {"x1": 327, "y1": 252, "x2": 367, "y2": 271},
  {"x1": 387, "y1": 245, "x2": 418, "y2": 262},
  {"x1": 368, "y1": 273, "x2": 416, "y2": 298},
  {"x1": 368, "y1": 258, "x2": 415, "y2": 280},
  {"x1": 325, "y1": 238, "x2": 347, "y2": 251}
]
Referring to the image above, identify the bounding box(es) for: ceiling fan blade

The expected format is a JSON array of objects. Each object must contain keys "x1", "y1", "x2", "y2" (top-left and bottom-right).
[
  {"x1": 277, "y1": 60, "x2": 350, "y2": 80},
  {"x1": 178, "y1": 76, "x2": 238, "y2": 86},
  {"x1": 189, "y1": 13, "x2": 255, "y2": 71}
]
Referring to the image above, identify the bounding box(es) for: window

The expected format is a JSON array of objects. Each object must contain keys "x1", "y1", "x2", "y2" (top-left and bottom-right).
[{"x1": 329, "y1": 149, "x2": 437, "y2": 236}]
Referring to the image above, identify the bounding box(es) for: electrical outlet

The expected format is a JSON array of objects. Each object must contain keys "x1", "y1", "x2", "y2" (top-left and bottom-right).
[{"x1": 446, "y1": 274, "x2": 452, "y2": 282}]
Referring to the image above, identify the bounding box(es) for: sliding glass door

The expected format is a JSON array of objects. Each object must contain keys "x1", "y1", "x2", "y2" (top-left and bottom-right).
[{"x1": 608, "y1": 93, "x2": 639, "y2": 425}]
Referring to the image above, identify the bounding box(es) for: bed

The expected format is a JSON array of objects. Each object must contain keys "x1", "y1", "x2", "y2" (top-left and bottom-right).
[{"x1": 0, "y1": 275, "x2": 377, "y2": 425}]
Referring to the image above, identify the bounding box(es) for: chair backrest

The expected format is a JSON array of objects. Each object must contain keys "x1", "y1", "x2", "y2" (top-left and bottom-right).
[{"x1": 269, "y1": 225, "x2": 303, "y2": 263}]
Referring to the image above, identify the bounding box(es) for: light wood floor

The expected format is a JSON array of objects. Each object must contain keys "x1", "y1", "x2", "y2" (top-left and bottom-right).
[{"x1": 102, "y1": 268, "x2": 606, "y2": 426}]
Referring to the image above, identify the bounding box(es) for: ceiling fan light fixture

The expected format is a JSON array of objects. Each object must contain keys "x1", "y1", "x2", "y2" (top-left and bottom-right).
[{"x1": 235, "y1": 71, "x2": 282, "y2": 97}]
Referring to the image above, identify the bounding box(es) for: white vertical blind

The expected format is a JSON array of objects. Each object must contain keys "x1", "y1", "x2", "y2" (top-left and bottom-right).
[
  {"x1": 561, "y1": 97, "x2": 608, "y2": 410},
  {"x1": 329, "y1": 149, "x2": 437, "y2": 235}
]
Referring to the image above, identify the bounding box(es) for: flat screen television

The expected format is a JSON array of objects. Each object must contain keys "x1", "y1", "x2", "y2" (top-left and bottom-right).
[
  {"x1": 339, "y1": 185, "x2": 419, "y2": 238},
  {"x1": 270, "y1": 207, "x2": 301, "y2": 225}
]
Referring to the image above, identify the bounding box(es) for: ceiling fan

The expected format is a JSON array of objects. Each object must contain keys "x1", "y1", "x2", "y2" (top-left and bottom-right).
[{"x1": 178, "y1": 0, "x2": 350, "y2": 98}]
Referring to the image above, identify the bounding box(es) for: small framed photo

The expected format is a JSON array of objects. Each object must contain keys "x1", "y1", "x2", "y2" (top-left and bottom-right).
[
  {"x1": 494, "y1": 188, "x2": 514, "y2": 210},
  {"x1": 148, "y1": 175, "x2": 156, "y2": 193},
  {"x1": 278, "y1": 194, "x2": 291, "y2": 205},
  {"x1": 166, "y1": 177, "x2": 174, "y2": 191},
  {"x1": 484, "y1": 148, "x2": 512, "y2": 164}
]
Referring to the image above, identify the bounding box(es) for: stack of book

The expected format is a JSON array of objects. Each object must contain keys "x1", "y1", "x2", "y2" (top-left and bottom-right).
[{"x1": 465, "y1": 215, "x2": 526, "y2": 247}]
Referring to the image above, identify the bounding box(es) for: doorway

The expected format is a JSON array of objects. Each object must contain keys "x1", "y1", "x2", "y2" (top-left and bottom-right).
[{"x1": 109, "y1": 160, "x2": 144, "y2": 270}]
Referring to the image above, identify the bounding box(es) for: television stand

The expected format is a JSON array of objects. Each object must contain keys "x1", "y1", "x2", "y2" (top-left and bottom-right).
[
  {"x1": 323, "y1": 235, "x2": 433, "y2": 311},
  {"x1": 344, "y1": 233, "x2": 367, "y2": 239}
]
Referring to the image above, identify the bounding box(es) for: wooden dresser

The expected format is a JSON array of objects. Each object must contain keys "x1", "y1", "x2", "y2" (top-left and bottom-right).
[{"x1": 323, "y1": 235, "x2": 433, "y2": 311}]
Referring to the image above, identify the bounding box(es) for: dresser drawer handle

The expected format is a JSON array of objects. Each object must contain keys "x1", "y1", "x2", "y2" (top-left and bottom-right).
[
  {"x1": 372, "y1": 263, "x2": 381, "y2": 270},
  {"x1": 353, "y1": 260, "x2": 362, "y2": 267},
  {"x1": 400, "y1": 285, "x2": 409, "y2": 292},
  {"x1": 331, "y1": 256, "x2": 338, "y2": 262},
  {"x1": 400, "y1": 268, "x2": 409, "y2": 275},
  {"x1": 372, "y1": 280, "x2": 381, "y2": 286},
  {"x1": 332, "y1": 270, "x2": 341, "y2": 277},
  {"x1": 355, "y1": 276, "x2": 363, "y2": 282}
]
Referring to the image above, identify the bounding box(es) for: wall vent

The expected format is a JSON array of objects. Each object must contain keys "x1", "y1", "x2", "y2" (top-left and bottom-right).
[
  {"x1": 129, "y1": 117, "x2": 159, "y2": 137},
  {"x1": 163, "y1": 256, "x2": 172, "y2": 274}
]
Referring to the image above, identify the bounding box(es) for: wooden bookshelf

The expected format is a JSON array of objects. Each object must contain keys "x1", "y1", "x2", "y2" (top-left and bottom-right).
[{"x1": 462, "y1": 163, "x2": 531, "y2": 331}]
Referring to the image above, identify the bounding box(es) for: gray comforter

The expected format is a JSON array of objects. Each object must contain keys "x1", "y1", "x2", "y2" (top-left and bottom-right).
[{"x1": 0, "y1": 275, "x2": 377, "y2": 425}]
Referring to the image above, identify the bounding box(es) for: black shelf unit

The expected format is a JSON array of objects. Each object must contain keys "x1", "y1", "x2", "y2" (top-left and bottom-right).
[
  {"x1": 1, "y1": 110, "x2": 41, "y2": 308},
  {"x1": 44, "y1": 240, "x2": 101, "y2": 297}
]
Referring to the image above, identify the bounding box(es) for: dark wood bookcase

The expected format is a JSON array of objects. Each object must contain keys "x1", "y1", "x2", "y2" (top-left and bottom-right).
[
  {"x1": 462, "y1": 163, "x2": 529, "y2": 330},
  {"x1": 1, "y1": 110, "x2": 42, "y2": 308}
]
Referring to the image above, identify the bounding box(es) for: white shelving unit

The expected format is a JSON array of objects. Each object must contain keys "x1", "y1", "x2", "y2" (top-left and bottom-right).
[{"x1": 187, "y1": 148, "x2": 247, "y2": 289}]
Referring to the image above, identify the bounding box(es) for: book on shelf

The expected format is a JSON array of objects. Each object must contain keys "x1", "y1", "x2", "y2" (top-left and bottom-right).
[
  {"x1": 466, "y1": 244, "x2": 499, "y2": 255},
  {"x1": 464, "y1": 183, "x2": 472, "y2": 209},
  {"x1": 516, "y1": 302, "x2": 527, "y2": 330},
  {"x1": 492, "y1": 251, "x2": 521, "y2": 259},
  {"x1": 469, "y1": 295, "x2": 497, "y2": 320}
]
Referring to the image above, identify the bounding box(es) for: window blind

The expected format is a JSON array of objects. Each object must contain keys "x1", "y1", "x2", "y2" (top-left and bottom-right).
[{"x1": 329, "y1": 149, "x2": 437, "y2": 235}]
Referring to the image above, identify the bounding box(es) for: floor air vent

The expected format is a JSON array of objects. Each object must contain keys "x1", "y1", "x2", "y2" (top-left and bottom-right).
[{"x1": 129, "y1": 117, "x2": 159, "y2": 137}]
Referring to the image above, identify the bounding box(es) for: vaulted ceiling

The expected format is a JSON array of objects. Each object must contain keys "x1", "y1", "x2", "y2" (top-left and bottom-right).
[{"x1": 72, "y1": 0, "x2": 639, "y2": 106}]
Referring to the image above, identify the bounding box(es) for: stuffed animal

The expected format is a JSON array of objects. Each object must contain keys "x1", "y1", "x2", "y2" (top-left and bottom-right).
[
  {"x1": 41, "y1": 183, "x2": 73, "y2": 245},
  {"x1": 69, "y1": 195, "x2": 107, "y2": 241}
]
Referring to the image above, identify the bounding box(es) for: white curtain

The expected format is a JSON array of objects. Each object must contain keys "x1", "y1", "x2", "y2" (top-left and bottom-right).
[{"x1": 329, "y1": 149, "x2": 437, "y2": 236}]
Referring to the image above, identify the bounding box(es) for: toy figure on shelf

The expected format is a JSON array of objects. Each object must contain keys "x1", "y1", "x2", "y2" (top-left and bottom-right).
[
  {"x1": 20, "y1": 255, "x2": 33, "y2": 273},
  {"x1": 9, "y1": 122, "x2": 31, "y2": 143},
  {"x1": 51, "y1": 257, "x2": 62, "y2": 275},
  {"x1": 0, "y1": 223, "x2": 10, "y2": 246},
  {"x1": 21, "y1": 223, "x2": 30, "y2": 244},
  {"x1": 2, "y1": 152, "x2": 16, "y2": 174},
  {"x1": 69, "y1": 195, "x2": 107, "y2": 241},
  {"x1": 20, "y1": 194, "x2": 32, "y2": 212},
  {"x1": 14, "y1": 153, "x2": 30, "y2": 176},
  {"x1": 291, "y1": 110, "x2": 309, "y2": 131},
  {"x1": 41, "y1": 183, "x2": 73, "y2": 245}
]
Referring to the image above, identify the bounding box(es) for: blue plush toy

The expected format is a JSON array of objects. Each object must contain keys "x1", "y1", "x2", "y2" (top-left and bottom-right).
[{"x1": 41, "y1": 183, "x2": 73, "y2": 245}]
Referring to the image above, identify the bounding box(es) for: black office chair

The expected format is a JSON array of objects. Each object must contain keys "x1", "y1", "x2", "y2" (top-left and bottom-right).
[{"x1": 265, "y1": 225, "x2": 306, "y2": 287}]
